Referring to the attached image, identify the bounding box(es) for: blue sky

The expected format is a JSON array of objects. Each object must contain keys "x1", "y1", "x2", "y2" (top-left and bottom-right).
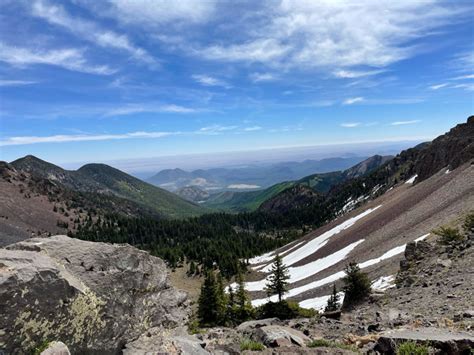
[{"x1": 0, "y1": 0, "x2": 473, "y2": 167}]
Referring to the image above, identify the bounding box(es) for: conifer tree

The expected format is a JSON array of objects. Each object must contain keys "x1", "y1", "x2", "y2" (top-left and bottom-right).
[
  {"x1": 265, "y1": 254, "x2": 290, "y2": 302},
  {"x1": 342, "y1": 262, "x2": 371, "y2": 308},
  {"x1": 188, "y1": 260, "x2": 196, "y2": 276},
  {"x1": 235, "y1": 268, "x2": 253, "y2": 322},
  {"x1": 216, "y1": 272, "x2": 228, "y2": 324},
  {"x1": 324, "y1": 284, "x2": 340, "y2": 312},
  {"x1": 197, "y1": 269, "x2": 219, "y2": 326}
]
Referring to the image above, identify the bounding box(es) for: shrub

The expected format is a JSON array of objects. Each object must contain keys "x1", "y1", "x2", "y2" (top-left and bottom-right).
[
  {"x1": 342, "y1": 262, "x2": 371, "y2": 308},
  {"x1": 433, "y1": 226, "x2": 464, "y2": 244},
  {"x1": 463, "y1": 211, "x2": 474, "y2": 233},
  {"x1": 396, "y1": 341, "x2": 429, "y2": 355},
  {"x1": 240, "y1": 338, "x2": 265, "y2": 351},
  {"x1": 255, "y1": 300, "x2": 316, "y2": 320}
]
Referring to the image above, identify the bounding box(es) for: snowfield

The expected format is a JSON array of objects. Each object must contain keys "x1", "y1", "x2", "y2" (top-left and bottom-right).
[
  {"x1": 299, "y1": 292, "x2": 345, "y2": 311},
  {"x1": 405, "y1": 174, "x2": 418, "y2": 184},
  {"x1": 250, "y1": 233, "x2": 429, "y2": 306},
  {"x1": 258, "y1": 206, "x2": 382, "y2": 273},
  {"x1": 371, "y1": 275, "x2": 396, "y2": 291}
]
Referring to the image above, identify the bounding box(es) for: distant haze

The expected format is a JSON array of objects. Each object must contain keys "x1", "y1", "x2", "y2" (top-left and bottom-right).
[{"x1": 61, "y1": 140, "x2": 423, "y2": 177}]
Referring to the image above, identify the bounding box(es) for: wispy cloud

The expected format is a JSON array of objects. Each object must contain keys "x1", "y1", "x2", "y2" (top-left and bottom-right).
[
  {"x1": 198, "y1": 125, "x2": 239, "y2": 134},
  {"x1": 340, "y1": 122, "x2": 361, "y2": 128},
  {"x1": 452, "y1": 74, "x2": 474, "y2": 80},
  {"x1": 250, "y1": 72, "x2": 277, "y2": 82},
  {"x1": 192, "y1": 74, "x2": 230, "y2": 88},
  {"x1": 104, "y1": 104, "x2": 198, "y2": 117},
  {"x1": 343, "y1": 97, "x2": 364, "y2": 105},
  {"x1": 429, "y1": 83, "x2": 449, "y2": 90},
  {"x1": 391, "y1": 120, "x2": 421, "y2": 126},
  {"x1": 0, "y1": 131, "x2": 175, "y2": 146},
  {"x1": 243, "y1": 126, "x2": 262, "y2": 131},
  {"x1": 0, "y1": 42, "x2": 115, "y2": 75},
  {"x1": 333, "y1": 69, "x2": 384, "y2": 79},
  {"x1": 31, "y1": 0, "x2": 155, "y2": 65},
  {"x1": 0, "y1": 79, "x2": 38, "y2": 87}
]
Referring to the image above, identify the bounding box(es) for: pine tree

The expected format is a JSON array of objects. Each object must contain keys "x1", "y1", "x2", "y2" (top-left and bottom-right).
[
  {"x1": 188, "y1": 260, "x2": 196, "y2": 276},
  {"x1": 197, "y1": 270, "x2": 219, "y2": 326},
  {"x1": 216, "y1": 272, "x2": 228, "y2": 324},
  {"x1": 342, "y1": 262, "x2": 371, "y2": 308},
  {"x1": 235, "y1": 268, "x2": 253, "y2": 322},
  {"x1": 324, "y1": 284, "x2": 340, "y2": 312},
  {"x1": 265, "y1": 254, "x2": 290, "y2": 302}
]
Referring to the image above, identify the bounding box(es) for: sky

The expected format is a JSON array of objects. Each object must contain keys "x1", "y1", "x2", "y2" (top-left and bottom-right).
[{"x1": 0, "y1": 0, "x2": 473, "y2": 169}]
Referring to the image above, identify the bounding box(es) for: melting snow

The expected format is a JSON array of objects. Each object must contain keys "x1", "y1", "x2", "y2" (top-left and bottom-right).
[
  {"x1": 248, "y1": 241, "x2": 306, "y2": 266},
  {"x1": 405, "y1": 174, "x2": 418, "y2": 184},
  {"x1": 258, "y1": 206, "x2": 381, "y2": 273},
  {"x1": 251, "y1": 233, "x2": 429, "y2": 306},
  {"x1": 445, "y1": 169, "x2": 451, "y2": 174},
  {"x1": 371, "y1": 275, "x2": 396, "y2": 291},
  {"x1": 244, "y1": 239, "x2": 365, "y2": 292},
  {"x1": 299, "y1": 292, "x2": 345, "y2": 311}
]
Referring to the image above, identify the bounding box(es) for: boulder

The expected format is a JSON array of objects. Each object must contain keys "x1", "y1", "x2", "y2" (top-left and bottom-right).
[
  {"x1": 40, "y1": 341, "x2": 71, "y2": 355},
  {"x1": 251, "y1": 325, "x2": 310, "y2": 347},
  {"x1": 123, "y1": 327, "x2": 209, "y2": 355},
  {"x1": 375, "y1": 328, "x2": 474, "y2": 354},
  {"x1": 237, "y1": 318, "x2": 281, "y2": 332},
  {"x1": 0, "y1": 236, "x2": 188, "y2": 353}
]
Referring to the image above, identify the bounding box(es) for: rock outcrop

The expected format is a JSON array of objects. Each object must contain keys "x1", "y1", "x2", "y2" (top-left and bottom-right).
[{"x1": 0, "y1": 235, "x2": 188, "y2": 354}]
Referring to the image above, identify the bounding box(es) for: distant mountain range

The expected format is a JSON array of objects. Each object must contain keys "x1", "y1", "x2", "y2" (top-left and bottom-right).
[
  {"x1": 146, "y1": 156, "x2": 370, "y2": 192},
  {"x1": 202, "y1": 155, "x2": 392, "y2": 212}
]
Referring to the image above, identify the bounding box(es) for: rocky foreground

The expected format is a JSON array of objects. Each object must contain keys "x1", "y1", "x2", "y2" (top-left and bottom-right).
[{"x1": 1, "y1": 233, "x2": 473, "y2": 354}]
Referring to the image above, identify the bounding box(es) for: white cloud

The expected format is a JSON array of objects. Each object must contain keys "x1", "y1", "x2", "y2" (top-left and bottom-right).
[
  {"x1": 452, "y1": 74, "x2": 474, "y2": 80},
  {"x1": 333, "y1": 69, "x2": 384, "y2": 78},
  {"x1": 343, "y1": 97, "x2": 364, "y2": 105},
  {"x1": 429, "y1": 83, "x2": 448, "y2": 90},
  {"x1": 250, "y1": 72, "x2": 277, "y2": 82},
  {"x1": 0, "y1": 43, "x2": 115, "y2": 75},
  {"x1": 106, "y1": 0, "x2": 217, "y2": 25},
  {"x1": 243, "y1": 126, "x2": 262, "y2": 131},
  {"x1": 198, "y1": 125, "x2": 238, "y2": 134},
  {"x1": 104, "y1": 104, "x2": 197, "y2": 116},
  {"x1": 391, "y1": 120, "x2": 421, "y2": 126},
  {"x1": 340, "y1": 122, "x2": 361, "y2": 128},
  {"x1": 0, "y1": 131, "x2": 175, "y2": 146},
  {"x1": 0, "y1": 80, "x2": 37, "y2": 86},
  {"x1": 31, "y1": 0, "x2": 154, "y2": 65},
  {"x1": 192, "y1": 74, "x2": 230, "y2": 88},
  {"x1": 196, "y1": 1, "x2": 463, "y2": 71}
]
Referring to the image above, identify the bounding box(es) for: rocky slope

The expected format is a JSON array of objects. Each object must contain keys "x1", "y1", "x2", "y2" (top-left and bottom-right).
[{"x1": 0, "y1": 235, "x2": 188, "y2": 354}]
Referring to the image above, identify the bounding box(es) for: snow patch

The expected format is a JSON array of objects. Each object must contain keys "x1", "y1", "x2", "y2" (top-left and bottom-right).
[
  {"x1": 228, "y1": 184, "x2": 261, "y2": 189},
  {"x1": 371, "y1": 275, "x2": 396, "y2": 291},
  {"x1": 405, "y1": 174, "x2": 418, "y2": 184},
  {"x1": 299, "y1": 292, "x2": 345, "y2": 311},
  {"x1": 259, "y1": 206, "x2": 381, "y2": 273},
  {"x1": 244, "y1": 239, "x2": 364, "y2": 292}
]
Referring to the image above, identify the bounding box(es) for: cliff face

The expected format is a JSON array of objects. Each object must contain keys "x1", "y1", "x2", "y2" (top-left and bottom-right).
[{"x1": 0, "y1": 236, "x2": 188, "y2": 354}]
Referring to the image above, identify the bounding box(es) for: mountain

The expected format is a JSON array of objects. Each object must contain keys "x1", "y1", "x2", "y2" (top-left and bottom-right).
[
  {"x1": 147, "y1": 156, "x2": 369, "y2": 192},
  {"x1": 9, "y1": 156, "x2": 204, "y2": 219},
  {"x1": 205, "y1": 155, "x2": 392, "y2": 212},
  {"x1": 176, "y1": 185, "x2": 210, "y2": 202},
  {"x1": 242, "y1": 116, "x2": 474, "y2": 311}
]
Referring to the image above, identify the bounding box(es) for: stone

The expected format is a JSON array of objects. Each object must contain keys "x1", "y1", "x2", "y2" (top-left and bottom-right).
[
  {"x1": 237, "y1": 318, "x2": 281, "y2": 332},
  {"x1": 123, "y1": 327, "x2": 209, "y2": 355},
  {"x1": 252, "y1": 325, "x2": 310, "y2": 348},
  {"x1": 0, "y1": 235, "x2": 188, "y2": 353},
  {"x1": 40, "y1": 341, "x2": 70, "y2": 355},
  {"x1": 437, "y1": 258, "x2": 453, "y2": 268},
  {"x1": 375, "y1": 328, "x2": 474, "y2": 355}
]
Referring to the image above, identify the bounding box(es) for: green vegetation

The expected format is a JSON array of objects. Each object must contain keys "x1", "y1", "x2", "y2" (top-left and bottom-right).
[
  {"x1": 396, "y1": 341, "x2": 429, "y2": 355},
  {"x1": 342, "y1": 262, "x2": 371, "y2": 309},
  {"x1": 256, "y1": 300, "x2": 316, "y2": 320},
  {"x1": 240, "y1": 338, "x2": 265, "y2": 351},
  {"x1": 324, "y1": 284, "x2": 340, "y2": 312},
  {"x1": 434, "y1": 226, "x2": 464, "y2": 244},
  {"x1": 307, "y1": 339, "x2": 357, "y2": 351},
  {"x1": 463, "y1": 211, "x2": 474, "y2": 232},
  {"x1": 32, "y1": 340, "x2": 51, "y2": 355},
  {"x1": 265, "y1": 254, "x2": 290, "y2": 302}
]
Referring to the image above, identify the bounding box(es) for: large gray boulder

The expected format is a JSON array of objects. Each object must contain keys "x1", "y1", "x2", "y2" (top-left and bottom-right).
[{"x1": 0, "y1": 236, "x2": 188, "y2": 354}]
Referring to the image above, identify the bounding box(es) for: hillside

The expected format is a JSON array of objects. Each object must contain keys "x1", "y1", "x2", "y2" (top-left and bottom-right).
[
  {"x1": 205, "y1": 155, "x2": 391, "y2": 212},
  {"x1": 10, "y1": 156, "x2": 204, "y2": 219},
  {"x1": 240, "y1": 117, "x2": 474, "y2": 310}
]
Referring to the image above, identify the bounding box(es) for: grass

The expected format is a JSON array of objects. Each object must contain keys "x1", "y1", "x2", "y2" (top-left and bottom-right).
[
  {"x1": 308, "y1": 339, "x2": 357, "y2": 352},
  {"x1": 396, "y1": 341, "x2": 429, "y2": 355},
  {"x1": 240, "y1": 338, "x2": 266, "y2": 351}
]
